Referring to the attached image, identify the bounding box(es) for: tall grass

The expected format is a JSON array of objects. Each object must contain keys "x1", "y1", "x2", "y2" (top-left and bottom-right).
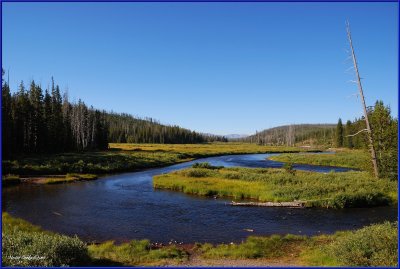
[
  {"x1": 3, "y1": 143, "x2": 317, "y2": 176},
  {"x1": 198, "y1": 234, "x2": 306, "y2": 259},
  {"x1": 198, "y1": 222, "x2": 398, "y2": 267},
  {"x1": 88, "y1": 240, "x2": 187, "y2": 266},
  {"x1": 268, "y1": 150, "x2": 371, "y2": 172},
  {"x1": 301, "y1": 221, "x2": 398, "y2": 267},
  {"x1": 2, "y1": 213, "x2": 90, "y2": 267},
  {"x1": 109, "y1": 142, "x2": 319, "y2": 157},
  {"x1": 153, "y1": 166, "x2": 397, "y2": 208},
  {"x1": 2, "y1": 213, "x2": 187, "y2": 266}
]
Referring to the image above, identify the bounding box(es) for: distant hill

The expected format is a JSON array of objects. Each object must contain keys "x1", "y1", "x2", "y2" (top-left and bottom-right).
[
  {"x1": 107, "y1": 113, "x2": 228, "y2": 144},
  {"x1": 241, "y1": 124, "x2": 336, "y2": 146},
  {"x1": 225, "y1": 134, "x2": 249, "y2": 139}
]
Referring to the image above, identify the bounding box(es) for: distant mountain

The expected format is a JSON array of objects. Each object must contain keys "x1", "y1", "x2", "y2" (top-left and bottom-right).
[
  {"x1": 242, "y1": 124, "x2": 336, "y2": 146},
  {"x1": 225, "y1": 134, "x2": 249, "y2": 139}
]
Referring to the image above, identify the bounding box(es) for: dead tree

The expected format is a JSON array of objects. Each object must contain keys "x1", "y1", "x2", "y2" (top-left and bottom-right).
[{"x1": 346, "y1": 21, "x2": 379, "y2": 178}]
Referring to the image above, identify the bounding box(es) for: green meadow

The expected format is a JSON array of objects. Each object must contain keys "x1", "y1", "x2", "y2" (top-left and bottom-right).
[
  {"x1": 2, "y1": 142, "x2": 316, "y2": 184},
  {"x1": 153, "y1": 164, "x2": 397, "y2": 208},
  {"x1": 268, "y1": 149, "x2": 372, "y2": 171}
]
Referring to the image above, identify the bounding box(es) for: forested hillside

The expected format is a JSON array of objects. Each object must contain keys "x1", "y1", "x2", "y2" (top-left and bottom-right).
[
  {"x1": 1, "y1": 74, "x2": 226, "y2": 158},
  {"x1": 107, "y1": 113, "x2": 226, "y2": 144},
  {"x1": 240, "y1": 124, "x2": 336, "y2": 146}
]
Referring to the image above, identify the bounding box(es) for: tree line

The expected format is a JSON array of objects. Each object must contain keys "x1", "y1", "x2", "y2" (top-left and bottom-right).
[
  {"x1": 2, "y1": 73, "x2": 108, "y2": 158},
  {"x1": 335, "y1": 101, "x2": 398, "y2": 179},
  {"x1": 240, "y1": 124, "x2": 336, "y2": 146},
  {"x1": 107, "y1": 113, "x2": 227, "y2": 144},
  {"x1": 2, "y1": 74, "x2": 227, "y2": 158}
]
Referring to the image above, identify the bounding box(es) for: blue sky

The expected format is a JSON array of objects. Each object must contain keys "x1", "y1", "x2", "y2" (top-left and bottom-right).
[{"x1": 2, "y1": 2, "x2": 398, "y2": 135}]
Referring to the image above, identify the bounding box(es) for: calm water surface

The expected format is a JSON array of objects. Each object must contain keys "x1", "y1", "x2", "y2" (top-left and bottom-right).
[{"x1": 3, "y1": 154, "x2": 397, "y2": 243}]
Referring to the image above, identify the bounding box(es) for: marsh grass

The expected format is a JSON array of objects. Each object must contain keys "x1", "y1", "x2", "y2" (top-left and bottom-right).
[
  {"x1": 2, "y1": 213, "x2": 187, "y2": 267},
  {"x1": 2, "y1": 143, "x2": 317, "y2": 179},
  {"x1": 40, "y1": 174, "x2": 97, "y2": 184},
  {"x1": 197, "y1": 222, "x2": 398, "y2": 267},
  {"x1": 2, "y1": 213, "x2": 90, "y2": 267},
  {"x1": 300, "y1": 221, "x2": 398, "y2": 267},
  {"x1": 2, "y1": 151, "x2": 186, "y2": 176},
  {"x1": 109, "y1": 142, "x2": 317, "y2": 157},
  {"x1": 268, "y1": 150, "x2": 371, "y2": 172},
  {"x1": 198, "y1": 234, "x2": 307, "y2": 259},
  {"x1": 2, "y1": 174, "x2": 21, "y2": 186},
  {"x1": 153, "y1": 167, "x2": 397, "y2": 208},
  {"x1": 88, "y1": 240, "x2": 188, "y2": 266}
]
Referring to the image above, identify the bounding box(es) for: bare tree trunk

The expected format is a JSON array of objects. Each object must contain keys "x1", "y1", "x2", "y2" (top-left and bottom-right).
[{"x1": 346, "y1": 21, "x2": 379, "y2": 178}]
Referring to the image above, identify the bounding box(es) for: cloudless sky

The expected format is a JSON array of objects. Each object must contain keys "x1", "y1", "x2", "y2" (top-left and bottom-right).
[{"x1": 2, "y1": 2, "x2": 398, "y2": 135}]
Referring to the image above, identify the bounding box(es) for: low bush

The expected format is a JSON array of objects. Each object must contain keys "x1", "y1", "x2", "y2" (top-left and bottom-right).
[
  {"x1": 2, "y1": 228, "x2": 89, "y2": 266},
  {"x1": 200, "y1": 234, "x2": 307, "y2": 259},
  {"x1": 192, "y1": 162, "x2": 224, "y2": 169},
  {"x1": 328, "y1": 221, "x2": 398, "y2": 266},
  {"x1": 88, "y1": 239, "x2": 187, "y2": 266}
]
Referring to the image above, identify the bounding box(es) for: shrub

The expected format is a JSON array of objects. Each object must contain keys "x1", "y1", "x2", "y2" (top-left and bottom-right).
[
  {"x1": 283, "y1": 162, "x2": 296, "y2": 175},
  {"x1": 329, "y1": 221, "x2": 398, "y2": 266},
  {"x1": 192, "y1": 162, "x2": 223, "y2": 169},
  {"x1": 88, "y1": 240, "x2": 187, "y2": 265},
  {"x1": 331, "y1": 192, "x2": 391, "y2": 208},
  {"x1": 181, "y1": 168, "x2": 216, "y2": 178},
  {"x1": 2, "y1": 228, "x2": 90, "y2": 267},
  {"x1": 201, "y1": 235, "x2": 306, "y2": 259}
]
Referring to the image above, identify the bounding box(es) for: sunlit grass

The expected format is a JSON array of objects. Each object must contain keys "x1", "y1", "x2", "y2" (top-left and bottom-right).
[
  {"x1": 40, "y1": 174, "x2": 98, "y2": 184},
  {"x1": 154, "y1": 165, "x2": 397, "y2": 208},
  {"x1": 109, "y1": 142, "x2": 318, "y2": 156},
  {"x1": 268, "y1": 149, "x2": 371, "y2": 172},
  {"x1": 88, "y1": 240, "x2": 187, "y2": 266},
  {"x1": 3, "y1": 142, "x2": 319, "y2": 177}
]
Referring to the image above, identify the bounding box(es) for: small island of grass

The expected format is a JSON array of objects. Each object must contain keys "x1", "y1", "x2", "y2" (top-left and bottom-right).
[{"x1": 153, "y1": 163, "x2": 397, "y2": 209}]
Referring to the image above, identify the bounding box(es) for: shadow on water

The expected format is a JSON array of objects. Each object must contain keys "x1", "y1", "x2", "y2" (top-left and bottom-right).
[{"x1": 3, "y1": 153, "x2": 397, "y2": 244}]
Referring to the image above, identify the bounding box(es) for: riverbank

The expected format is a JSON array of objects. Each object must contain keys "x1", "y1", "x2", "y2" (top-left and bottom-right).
[
  {"x1": 2, "y1": 213, "x2": 397, "y2": 267},
  {"x1": 2, "y1": 143, "x2": 318, "y2": 185},
  {"x1": 268, "y1": 149, "x2": 371, "y2": 171},
  {"x1": 2, "y1": 173, "x2": 98, "y2": 185},
  {"x1": 153, "y1": 165, "x2": 397, "y2": 208}
]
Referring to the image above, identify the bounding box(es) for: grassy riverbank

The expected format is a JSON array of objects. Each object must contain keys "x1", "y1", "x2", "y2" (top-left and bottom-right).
[
  {"x1": 2, "y1": 143, "x2": 315, "y2": 183},
  {"x1": 268, "y1": 149, "x2": 372, "y2": 171},
  {"x1": 197, "y1": 221, "x2": 398, "y2": 267},
  {"x1": 2, "y1": 213, "x2": 397, "y2": 267},
  {"x1": 153, "y1": 164, "x2": 397, "y2": 208}
]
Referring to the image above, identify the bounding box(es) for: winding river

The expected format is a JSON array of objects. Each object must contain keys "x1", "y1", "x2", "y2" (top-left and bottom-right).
[{"x1": 3, "y1": 153, "x2": 397, "y2": 244}]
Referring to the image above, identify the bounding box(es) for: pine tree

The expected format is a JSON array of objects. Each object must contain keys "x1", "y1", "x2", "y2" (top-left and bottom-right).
[
  {"x1": 43, "y1": 89, "x2": 53, "y2": 151},
  {"x1": 370, "y1": 101, "x2": 398, "y2": 179},
  {"x1": 336, "y1": 118, "x2": 344, "y2": 147},
  {"x1": 345, "y1": 120, "x2": 354, "y2": 148},
  {"x1": 2, "y1": 69, "x2": 13, "y2": 157},
  {"x1": 28, "y1": 81, "x2": 44, "y2": 152}
]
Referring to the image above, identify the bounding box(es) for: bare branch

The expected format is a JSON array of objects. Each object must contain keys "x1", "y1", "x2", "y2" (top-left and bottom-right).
[{"x1": 346, "y1": 129, "x2": 368, "y2": 137}]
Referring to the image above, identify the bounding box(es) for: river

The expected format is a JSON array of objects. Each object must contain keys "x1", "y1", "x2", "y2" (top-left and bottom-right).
[{"x1": 3, "y1": 153, "x2": 397, "y2": 244}]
